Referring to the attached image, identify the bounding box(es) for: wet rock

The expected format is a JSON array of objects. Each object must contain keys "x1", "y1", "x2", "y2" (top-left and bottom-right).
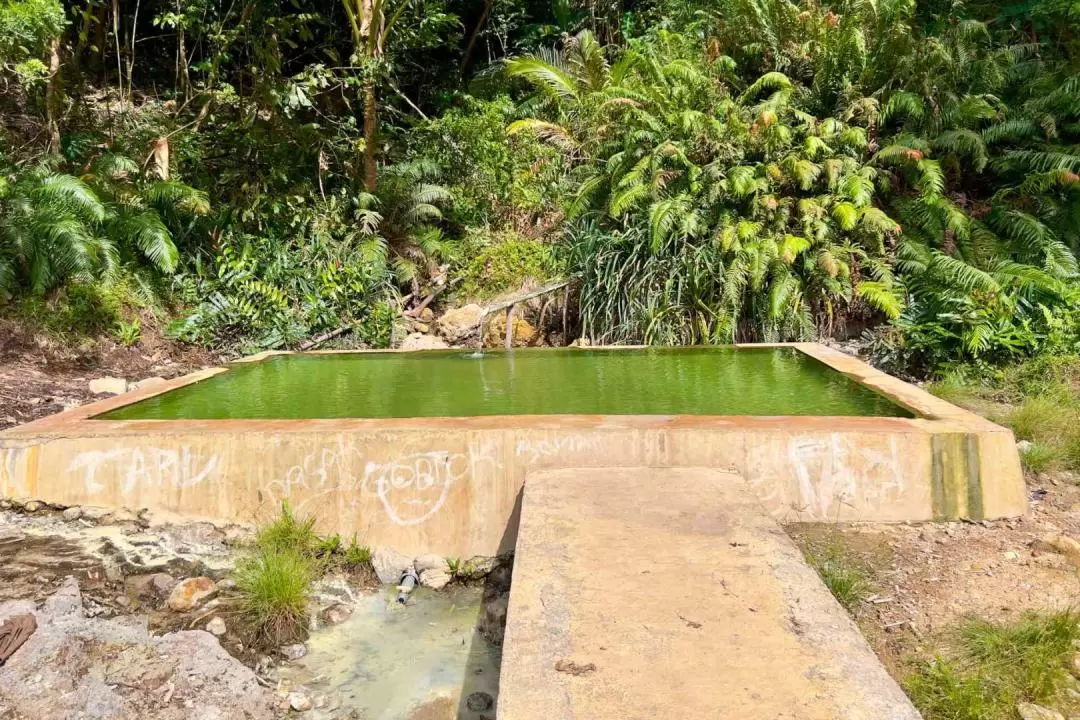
[
  {"x1": 0, "y1": 526, "x2": 25, "y2": 543},
  {"x1": 419, "y1": 568, "x2": 452, "y2": 590},
  {"x1": 372, "y1": 547, "x2": 412, "y2": 584},
  {"x1": 61, "y1": 507, "x2": 83, "y2": 522},
  {"x1": 162, "y1": 521, "x2": 227, "y2": 547},
  {"x1": 0, "y1": 578, "x2": 278, "y2": 719},
  {"x1": 465, "y1": 555, "x2": 498, "y2": 579},
  {"x1": 436, "y1": 304, "x2": 484, "y2": 343},
  {"x1": 131, "y1": 572, "x2": 178, "y2": 604},
  {"x1": 1034, "y1": 533, "x2": 1080, "y2": 568},
  {"x1": 280, "y1": 643, "x2": 308, "y2": 661},
  {"x1": 320, "y1": 603, "x2": 353, "y2": 625},
  {"x1": 80, "y1": 506, "x2": 115, "y2": 523},
  {"x1": 206, "y1": 617, "x2": 227, "y2": 636},
  {"x1": 1017, "y1": 703, "x2": 1065, "y2": 720},
  {"x1": 465, "y1": 692, "x2": 494, "y2": 712},
  {"x1": 88, "y1": 376, "x2": 128, "y2": 395},
  {"x1": 400, "y1": 332, "x2": 450, "y2": 351},
  {"x1": 167, "y1": 576, "x2": 216, "y2": 611},
  {"x1": 478, "y1": 592, "x2": 510, "y2": 646},
  {"x1": 288, "y1": 691, "x2": 313, "y2": 712},
  {"x1": 483, "y1": 315, "x2": 538, "y2": 348}
]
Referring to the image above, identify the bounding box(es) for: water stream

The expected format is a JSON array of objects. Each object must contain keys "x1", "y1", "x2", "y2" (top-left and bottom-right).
[{"x1": 277, "y1": 586, "x2": 501, "y2": 719}]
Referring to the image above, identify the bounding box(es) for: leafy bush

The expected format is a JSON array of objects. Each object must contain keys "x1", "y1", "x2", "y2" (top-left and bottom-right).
[{"x1": 457, "y1": 229, "x2": 562, "y2": 299}]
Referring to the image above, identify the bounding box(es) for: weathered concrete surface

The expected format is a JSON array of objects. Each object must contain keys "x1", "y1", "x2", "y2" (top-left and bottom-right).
[
  {"x1": 498, "y1": 467, "x2": 923, "y2": 720},
  {"x1": 0, "y1": 344, "x2": 1026, "y2": 557}
]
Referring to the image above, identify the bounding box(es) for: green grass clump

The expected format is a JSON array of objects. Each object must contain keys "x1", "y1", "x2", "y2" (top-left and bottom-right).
[
  {"x1": 1020, "y1": 443, "x2": 1062, "y2": 474},
  {"x1": 905, "y1": 611, "x2": 1080, "y2": 720},
  {"x1": 255, "y1": 502, "x2": 319, "y2": 556},
  {"x1": 343, "y1": 537, "x2": 373, "y2": 568},
  {"x1": 806, "y1": 538, "x2": 871, "y2": 610},
  {"x1": 1007, "y1": 397, "x2": 1073, "y2": 444},
  {"x1": 234, "y1": 549, "x2": 313, "y2": 645}
]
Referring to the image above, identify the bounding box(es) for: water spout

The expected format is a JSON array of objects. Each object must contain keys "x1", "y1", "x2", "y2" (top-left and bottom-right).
[{"x1": 397, "y1": 567, "x2": 419, "y2": 604}]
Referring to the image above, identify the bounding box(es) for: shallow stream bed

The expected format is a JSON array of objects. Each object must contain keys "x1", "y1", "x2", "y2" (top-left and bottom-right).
[{"x1": 277, "y1": 585, "x2": 501, "y2": 719}]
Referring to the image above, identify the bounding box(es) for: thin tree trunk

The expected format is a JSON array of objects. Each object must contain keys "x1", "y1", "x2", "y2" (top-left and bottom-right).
[
  {"x1": 177, "y1": 11, "x2": 189, "y2": 99},
  {"x1": 45, "y1": 37, "x2": 62, "y2": 153},
  {"x1": 460, "y1": 0, "x2": 492, "y2": 76},
  {"x1": 363, "y1": 79, "x2": 377, "y2": 191},
  {"x1": 112, "y1": 0, "x2": 124, "y2": 113}
]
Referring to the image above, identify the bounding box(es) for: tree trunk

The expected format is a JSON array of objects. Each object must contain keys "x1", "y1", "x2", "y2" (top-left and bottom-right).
[
  {"x1": 363, "y1": 78, "x2": 377, "y2": 191},
  {"x1": 45, "y1": 37, "x2": 62, "y2": 154}
]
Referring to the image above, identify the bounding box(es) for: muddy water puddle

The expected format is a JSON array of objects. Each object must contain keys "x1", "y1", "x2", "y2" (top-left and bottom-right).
[{"x1": 278, "y1": 585, "x2": 501, "y2": 719}]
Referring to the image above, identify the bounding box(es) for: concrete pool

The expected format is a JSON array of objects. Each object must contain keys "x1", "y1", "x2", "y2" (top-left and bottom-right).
[{"x1": 0, "y1": 343, "x2": 1025, "y2": 557}]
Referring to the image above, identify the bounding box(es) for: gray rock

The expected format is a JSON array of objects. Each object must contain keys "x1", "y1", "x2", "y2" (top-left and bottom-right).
[
  {"x1": 88, "y1": 376, "x2": 128, "y2": 395},
  {"x1": 206, "y1": 617, "x2": 227, "y2": 636},
  {"x1": 419, "y1": 568, "x2": 452, "y2": 590},
  {"x1": 414, "y1": 554, "x2": 448, "y2": 573},
  {"x1": 61, "y1": 507, "x2": 83, "y2": 522},
  {"x1": 1017, "y1": 439, "x2": 1034, "y2": 454},
  {"x1": 288, "y1": 691, "x2": 313, "y2": 712},
  {"x1": 279, "y1": 643, "x2": 308, "y2": 661},
  {"x1": 319, "y1": 603, "x2": 353, "y2": 625},
  {"x1": 466, "y1": 692, "x2": 494, "y2": 712},
  {"x1": 465, "y1": 555, "x2": 498, "y2": 579},
  {"x1": 1017, "y1": 703, "x2": 1064, "y2": 720},
  {"x1": 80, "y1": 506, "x2": 114, "y2": 522},
  {"x1": 400, "y1": 332, "x2": 450, "y2": 351},
  {"x1": 372, "y1": 547, "x2": 412, "y2": 584},
  {"x1": 0, "y1": 579, "x2": 279, "y2": 719},
  {"x1": 478, "y1": 592, "x2": 510, "y2": 646}
]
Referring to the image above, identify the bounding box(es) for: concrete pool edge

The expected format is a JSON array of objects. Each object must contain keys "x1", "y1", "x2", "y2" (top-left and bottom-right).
[{"x1": 0, "y1": 344, "x2": 1026, "y2": 557}]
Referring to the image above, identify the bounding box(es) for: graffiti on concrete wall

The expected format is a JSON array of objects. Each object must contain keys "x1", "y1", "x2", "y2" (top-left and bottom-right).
[
  {"x1": 69, "y1": 446, "x2": 221, "y2": 494},
  {"x1": 264, "y1": 437, "x2": 501, "y2": 526},
  {"x1": 776, "y1": 434, "x2": 906, "y2": 519},
  {"x1": 513, "y1": 434, "x2": 602, "y2": 463}
]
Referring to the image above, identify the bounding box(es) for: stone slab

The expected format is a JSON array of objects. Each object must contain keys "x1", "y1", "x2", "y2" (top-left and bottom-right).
[{"x1": 497, "y1": 466, "x2": 923, "y2": 720}]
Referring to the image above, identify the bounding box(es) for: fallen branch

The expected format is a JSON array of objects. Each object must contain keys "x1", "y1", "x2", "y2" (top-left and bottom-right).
[{"x1": 298, "y1": 326, "x2": 351, "y2": 351}]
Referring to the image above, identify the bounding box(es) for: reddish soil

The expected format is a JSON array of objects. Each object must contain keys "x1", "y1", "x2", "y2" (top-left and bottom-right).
[
  {"x1": 789, "y1": 472, "x2": 1080, "y2": 676},
  {"x1": 0, "y1": 319, "x2": 214, "y2": 430}
]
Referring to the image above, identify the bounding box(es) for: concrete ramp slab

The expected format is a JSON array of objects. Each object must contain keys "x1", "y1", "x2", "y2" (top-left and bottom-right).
[{"x1": 498, "y1": 467, "x2": 921, "y2": 720}]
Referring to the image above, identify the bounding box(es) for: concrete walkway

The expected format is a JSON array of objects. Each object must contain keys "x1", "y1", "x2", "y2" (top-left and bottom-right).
[{"x1": 497, "y1": 467, "x2": 922, "y2": 720}]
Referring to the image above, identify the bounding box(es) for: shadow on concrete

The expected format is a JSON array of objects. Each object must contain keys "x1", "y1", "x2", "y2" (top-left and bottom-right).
[{"x1": 454, "y1": 487, "x2": 521, "y2": 719}]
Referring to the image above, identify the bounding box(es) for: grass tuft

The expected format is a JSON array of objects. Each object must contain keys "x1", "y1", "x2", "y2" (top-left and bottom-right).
[
  {"x1": 255, "y1": 501, "x2": 319, "y2": 556},
  {"x1": 806, "y1": 537, "x2": 871, "y2": 610},
  {"x1": 234, "y1": 549, "x2": 313, "y2": 645},
  {"x1": 905, "y1": 611, "x2": 1080, "y2": 720},
  {"x1": 1020, "y1": 443, "x2": 1062, "y2": 473}
]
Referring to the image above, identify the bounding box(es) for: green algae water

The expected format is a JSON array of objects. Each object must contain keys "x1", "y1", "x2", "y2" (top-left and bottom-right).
[{"x1": 96, "y1": 347, "x2": 913, "y2": 420}]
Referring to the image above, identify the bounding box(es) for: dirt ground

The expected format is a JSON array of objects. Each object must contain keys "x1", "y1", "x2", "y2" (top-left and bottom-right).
[
  {"x1": 788, "y1": 471, "x2": 1080, "y2": 677},
  {"x1": 0, "y1": 319, "x2": 213, "y2": 430}
]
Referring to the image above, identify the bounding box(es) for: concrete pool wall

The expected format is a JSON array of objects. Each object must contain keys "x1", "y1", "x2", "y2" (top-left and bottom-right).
[{"x1": 0, "y1": 344, "x2": 1026, "y2": 557}]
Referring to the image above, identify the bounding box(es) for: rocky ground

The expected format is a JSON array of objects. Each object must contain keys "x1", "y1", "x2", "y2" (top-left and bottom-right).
[
  {"x1": 0, "y1": 503, "x2": 512, "y2": 720},
  {"x1": 789, "y1": 470, "x2": 1080, "y2": 686}
]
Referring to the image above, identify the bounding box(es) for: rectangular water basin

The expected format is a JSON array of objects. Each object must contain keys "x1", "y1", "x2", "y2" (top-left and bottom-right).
[
  {"x1": 0, "y1": 343, "x2": 1025, "y2": 557},
  {"x1": 96, "y1": 347, "x2": 913, "y2": 420}
]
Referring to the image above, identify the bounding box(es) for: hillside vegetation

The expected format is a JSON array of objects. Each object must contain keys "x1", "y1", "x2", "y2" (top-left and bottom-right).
[{"x1": 0, "y1": 0, "x2": 1077, "y2": 374}]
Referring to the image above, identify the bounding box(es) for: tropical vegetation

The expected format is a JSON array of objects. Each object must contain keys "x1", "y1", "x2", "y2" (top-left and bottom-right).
[{"x1": 0, "y1": 0, "x2": 1077, "y2": 371}]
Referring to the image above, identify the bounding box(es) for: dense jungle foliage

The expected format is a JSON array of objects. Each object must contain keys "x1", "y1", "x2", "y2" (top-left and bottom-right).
[{"x1": 0, "y1": 0, "x2": 1078, "y2": 372}]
